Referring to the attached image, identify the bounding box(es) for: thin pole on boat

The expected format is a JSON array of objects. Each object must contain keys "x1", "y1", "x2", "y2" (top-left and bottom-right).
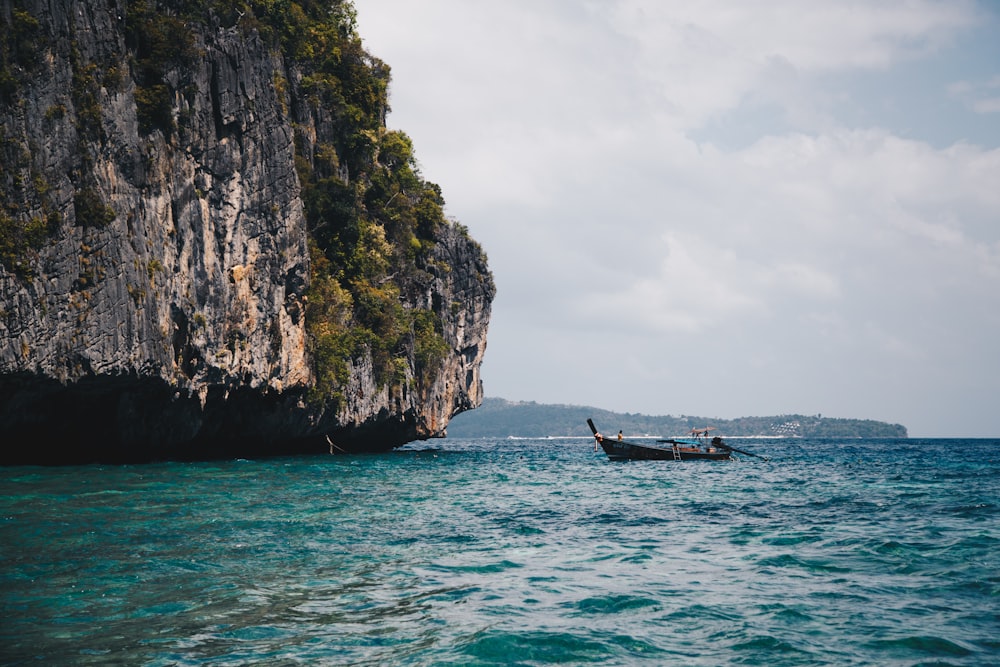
[
  {"x1": 586, "y1": 418, "x2": 601, "y2": 451},
  {"x1": 326, "y1": 435, "x2": 348, "y2": 455},
  {"x1": 715, "y1": 441, "x2": 768, "y2": 460}
]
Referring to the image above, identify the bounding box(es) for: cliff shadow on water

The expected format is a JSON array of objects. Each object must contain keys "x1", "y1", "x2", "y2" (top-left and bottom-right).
[{"x1": 0, "y1": 0, "x2": 494, "y2": 464}]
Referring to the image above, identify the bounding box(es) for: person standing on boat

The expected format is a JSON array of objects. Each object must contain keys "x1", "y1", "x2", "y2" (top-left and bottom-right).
[{"x1": 618, "y1": 431, "x2": 623, "y2": 441}]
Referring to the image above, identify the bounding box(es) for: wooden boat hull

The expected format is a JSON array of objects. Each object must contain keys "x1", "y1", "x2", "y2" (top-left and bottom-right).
[
  {"x1": 599, "y1": 438, "x2": 732, "y2": 461},
  {"x1": 587, "y1": 418, "x2": 733, "y2": 462}
]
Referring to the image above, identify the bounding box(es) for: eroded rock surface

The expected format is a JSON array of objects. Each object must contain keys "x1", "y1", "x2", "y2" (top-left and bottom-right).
[{"x1": 0, "y1": 1, "x2": 494, "y2": 463}]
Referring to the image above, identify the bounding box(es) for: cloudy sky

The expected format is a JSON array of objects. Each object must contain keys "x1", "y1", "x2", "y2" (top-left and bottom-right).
[{"x1": 353, "y1": 0, "x2": 1000, "y2": 437}]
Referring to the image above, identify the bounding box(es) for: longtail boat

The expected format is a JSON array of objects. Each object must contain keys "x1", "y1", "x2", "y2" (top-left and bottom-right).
[{"x1": 588, "y1": 418, "x2": 749, "y2": 461}]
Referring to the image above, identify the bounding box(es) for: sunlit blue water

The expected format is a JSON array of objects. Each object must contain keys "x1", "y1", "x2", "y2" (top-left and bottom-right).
[{"x1": 1, "y1": 438, "x2": 998, "y2": 665}]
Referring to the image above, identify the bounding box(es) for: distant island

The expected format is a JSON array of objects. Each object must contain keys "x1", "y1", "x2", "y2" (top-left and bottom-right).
[{"x1": 446, "y1": 398, "x2": 908, "y2": 439}]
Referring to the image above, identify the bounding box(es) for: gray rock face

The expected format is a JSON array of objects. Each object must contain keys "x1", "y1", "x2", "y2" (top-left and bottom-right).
[{"x1": 0, "y1": 1, "x2": 494, "y2": 462}]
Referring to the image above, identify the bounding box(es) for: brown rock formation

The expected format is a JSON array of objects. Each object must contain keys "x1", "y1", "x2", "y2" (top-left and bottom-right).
[{"x1": 0, "y1": 0, "x2": 494, "y2": 463}]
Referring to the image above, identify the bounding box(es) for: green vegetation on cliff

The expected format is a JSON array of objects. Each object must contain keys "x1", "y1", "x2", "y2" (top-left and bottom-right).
[
  {"x1": 267, "y1": 0, "x2": 454, "y2": 402},
  {"x1": 120, "y1": 0, "x2": 451, "y2": 402},
  {"x1": 447, "y1": 398, "x2": 909, "y2": 439},
  {"x1": 1, "y1": 0, "x2": 462, "y2": 404},
  {"x1": 0, "y1": 9, "x2": 58, "y2": 274}
]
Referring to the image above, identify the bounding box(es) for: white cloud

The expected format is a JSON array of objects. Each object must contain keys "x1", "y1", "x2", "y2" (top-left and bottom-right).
[
  {"x1": 584, "y1": 232, "x2": 763, "y2": 333},
  {"x1": 972, "y1": 98, "x2": 1000, "y2": 114},
  {"x1": 354, "y1": 0, "x2": 1000, "y2": 435},
  {"x1": 949, "y1": 74, "x2": 1000, "y2": 114},
  {"x1": 603, "y1": 0, "x2": 977, "y2": 127}
]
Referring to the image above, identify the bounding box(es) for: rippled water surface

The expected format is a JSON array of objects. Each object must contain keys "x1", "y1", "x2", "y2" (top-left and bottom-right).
[{"x1": 2, "y1": 438, "x2": 998, "y2": 665}]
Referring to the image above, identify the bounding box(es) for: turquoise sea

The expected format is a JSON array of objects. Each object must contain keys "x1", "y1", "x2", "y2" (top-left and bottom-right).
[{"x1": 1, "y1": 438, "x2": 998, "y2": 666}]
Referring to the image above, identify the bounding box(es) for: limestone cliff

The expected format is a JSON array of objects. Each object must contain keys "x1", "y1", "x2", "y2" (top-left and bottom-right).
[{"x1": 0, "y1": 0, "x2": 494, "y2": 463}]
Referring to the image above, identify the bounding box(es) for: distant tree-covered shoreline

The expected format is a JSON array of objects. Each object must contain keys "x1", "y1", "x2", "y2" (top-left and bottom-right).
[{"x1": 446, "y1": 398, "x2": 908, "y2": 439}]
